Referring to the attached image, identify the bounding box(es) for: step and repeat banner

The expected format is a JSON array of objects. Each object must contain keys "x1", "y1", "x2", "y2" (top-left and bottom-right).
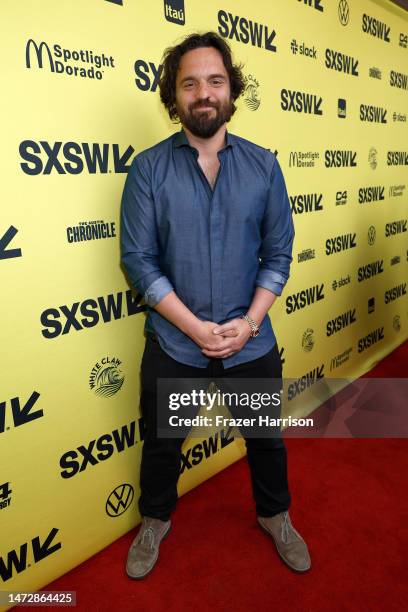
[{"x1": 1, "y1": 0, "x2": 407, "y2": 601}]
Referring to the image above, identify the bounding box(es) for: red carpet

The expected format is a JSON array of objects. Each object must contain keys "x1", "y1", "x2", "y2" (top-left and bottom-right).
[{"x1": 42, "y1": 342, "x2": 408, "y2": 611}]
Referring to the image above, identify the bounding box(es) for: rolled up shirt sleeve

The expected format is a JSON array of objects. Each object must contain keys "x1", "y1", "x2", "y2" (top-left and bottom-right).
[
  {"x1": 120, "y1": 155, "x2": 174, "y2": 307},
  {"x1": 255, "y1": 155, "x2": 295, "y2": 296}
]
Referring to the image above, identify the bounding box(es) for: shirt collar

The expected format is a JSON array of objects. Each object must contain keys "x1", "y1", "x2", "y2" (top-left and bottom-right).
[{"x1": 173, "y1": 127, "x2": 236, "y2": 150}]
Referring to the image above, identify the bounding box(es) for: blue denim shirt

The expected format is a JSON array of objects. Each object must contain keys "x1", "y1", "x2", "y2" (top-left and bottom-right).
[{"x1": 120, "y1": 129, "x2": 294, "y2": 368}]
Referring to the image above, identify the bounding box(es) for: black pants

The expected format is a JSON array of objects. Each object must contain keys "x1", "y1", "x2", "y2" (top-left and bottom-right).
[{"x1": 139, "y1": 335, "x2": 291, "y2": 521}]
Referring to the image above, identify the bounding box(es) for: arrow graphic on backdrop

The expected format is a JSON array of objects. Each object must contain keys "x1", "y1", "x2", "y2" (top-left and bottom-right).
[{"x1": 0, "y1": 226, "x2": 22, "y2": 260}]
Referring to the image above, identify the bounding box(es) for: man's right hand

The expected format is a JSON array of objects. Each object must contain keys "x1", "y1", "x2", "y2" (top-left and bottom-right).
[{"x1": 189, "y1": 320, "x2": 236, "y2": 351}]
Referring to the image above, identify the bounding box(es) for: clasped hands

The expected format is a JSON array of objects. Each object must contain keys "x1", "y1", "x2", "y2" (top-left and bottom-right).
[{"x1": 194, "y1": 318, "x2": 253, "y2": 359}]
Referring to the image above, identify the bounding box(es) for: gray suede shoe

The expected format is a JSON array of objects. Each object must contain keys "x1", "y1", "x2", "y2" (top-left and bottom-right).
[
  {"x1": 258, "y1": 511, "x2": 311, "y2": 572},
  {"x1": 126, "y1": 516, "x2": 171, "y2": 579}
]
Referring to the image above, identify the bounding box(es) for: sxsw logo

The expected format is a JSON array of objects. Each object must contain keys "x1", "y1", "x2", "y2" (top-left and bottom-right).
[
  {"x1": 0, "y1": 528, "x2": 61, "y2": 582},
  {"x1": 357, "y1": 259, "x2": 384, "y2": 282},
  {"x1": 134, "y1": 60, "x2": 163, "y2": 92},
  {"x1": 287, "y1": 365, "x2": 325, "y2": 401},
  {"x1": 358, "y1": 328, "x2": 384, "y2": 353},
  {"x1": 0, "y1": 482, "x2": 12, "y2": 511},
  {"x1": 384, "y1": 283, "x2": 407, "y2": 304},
  {"x1": 325, "y1": 49, "x2": 359, "y2": 76},
  {"x1": 362, "y1": 13, "x2": 391, "y2": 42},
  {"x1": 385, "y1": 219, "x2": 407, "y2": 237},
  {"x1": 390, "y1": 70, "x2": 408, "y2": 90},
  {"x1": 164, "y1": 0, "x2": 185, "y2": 25},
  {"x1": 326, "y1": 308, "x2": 357, "y2": 337},
  {"x1": 290, "y1": 193, "x2": 323, "y2": 214},
  {"x1": 297, "y1": 0, "x2": 324, "y2": 12},
  {"x1": 0, "y1": 226, "x2": 22, "y2": 260},
  {"x1": 281, "y1": 89, "x2": 323, "y2": 115},
  {"x1": 285, "y1": 284, "x2": 324, "y2": 314},
  {"x1": 181, "y1": 429, "x2": 235, "y2": 472},
  {"x1": 325, "y1": 233, "x2": 357, "y2": 255},
  {"x1": 41, "y1": 290, "x2": 146, "y2": 339},
  {"x1": 19, "y1": 141, "x2": 135, "y2": 175},
  {"x1": 387, "y1": 151, "x2": 408, "y2": 166},
  {"x1": 358, "y1": 186, "x2": 385, "y2": 203},
  {"x1": 359, "y1": 104, "x2": 387, "y2": 124},
  {"x1": 218, "y1": 10, "x2": 277, "y2": 52},
  {"x1": 325, "y1": 150, "x2": 357, "y2": 167},
  {"x1": 59, "y1": 420, "x2": 143, "y2": 478},
  {"x1": 0, "y1": 392, "x2": 43, "y2": 435}
]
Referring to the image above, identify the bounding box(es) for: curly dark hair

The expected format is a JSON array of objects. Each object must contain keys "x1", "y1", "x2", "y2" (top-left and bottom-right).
[{"x1": 159, "y1": 32, "x2": 245, "y2": 122}]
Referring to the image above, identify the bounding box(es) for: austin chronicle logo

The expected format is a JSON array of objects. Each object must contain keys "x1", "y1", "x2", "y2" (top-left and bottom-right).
[
  {"x1": 89, "y1": 357, "x2": 124, "y2": 397},
  {"x1": 393, "y1": 315, "x2": 401, "y2": 332},
  {"x1": 338, "y1": 0, "x2": 349, "y2": 26},
  {"x1": 302, "y1": 329, "x2": 314, "y2": 352},
  {"x1": 243, "y1": 75, "x2": 261, "y2": 111},
  {"x1": 106, "y1": 484, "x2": 134, "y2": 517},
  {"x1": 368, "y1": 147, "x2": 378, "y2": 170},
  {"x1": 367, "y1": 226, "x2": 376, "y2": 246}
]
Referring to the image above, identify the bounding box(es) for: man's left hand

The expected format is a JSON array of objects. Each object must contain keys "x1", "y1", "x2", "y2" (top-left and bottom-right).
[{"x1": 201, "y1": 318, "x2": 252, "y2": 358}]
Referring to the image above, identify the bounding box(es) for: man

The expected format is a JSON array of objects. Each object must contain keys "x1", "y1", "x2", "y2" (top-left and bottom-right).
[{"x1": 120, "y1": 32, "x2": 310, "y2": 578}]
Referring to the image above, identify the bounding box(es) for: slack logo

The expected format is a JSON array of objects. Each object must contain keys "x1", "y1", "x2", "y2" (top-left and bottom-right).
[
  {"x1": 164, "y1": 0, "x2": 185, "y2": 25},
  {"x1": 281, "y1": 89, "x2": 322, "y2": 115},
  {"x1": 19, "y1": 140, "x2": 135, "y2": 175}
]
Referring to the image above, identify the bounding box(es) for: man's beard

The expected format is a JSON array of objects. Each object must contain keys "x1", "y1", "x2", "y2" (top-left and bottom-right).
[{"x1": 177, "y1": 98, "x2": 234, "y2": 138}]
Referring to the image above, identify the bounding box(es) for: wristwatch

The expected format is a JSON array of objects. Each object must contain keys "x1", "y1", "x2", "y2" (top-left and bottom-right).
[{"x1": 241, "y1": 314, "x2": 260, "y2": 338}]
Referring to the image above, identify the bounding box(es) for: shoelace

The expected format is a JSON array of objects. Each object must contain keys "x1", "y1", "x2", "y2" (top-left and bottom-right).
[
  {"x1": 280, "y1": 512, "x2": 303, "y2": 544},
  {"x1": 139, "y1": 526, "x2": 155, "y2": 549}
]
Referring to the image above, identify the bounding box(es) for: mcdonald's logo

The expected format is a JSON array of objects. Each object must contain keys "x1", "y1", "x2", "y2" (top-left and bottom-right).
[{"x1": 26, "y1": 39, "x2": 55, "y2": 71}]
